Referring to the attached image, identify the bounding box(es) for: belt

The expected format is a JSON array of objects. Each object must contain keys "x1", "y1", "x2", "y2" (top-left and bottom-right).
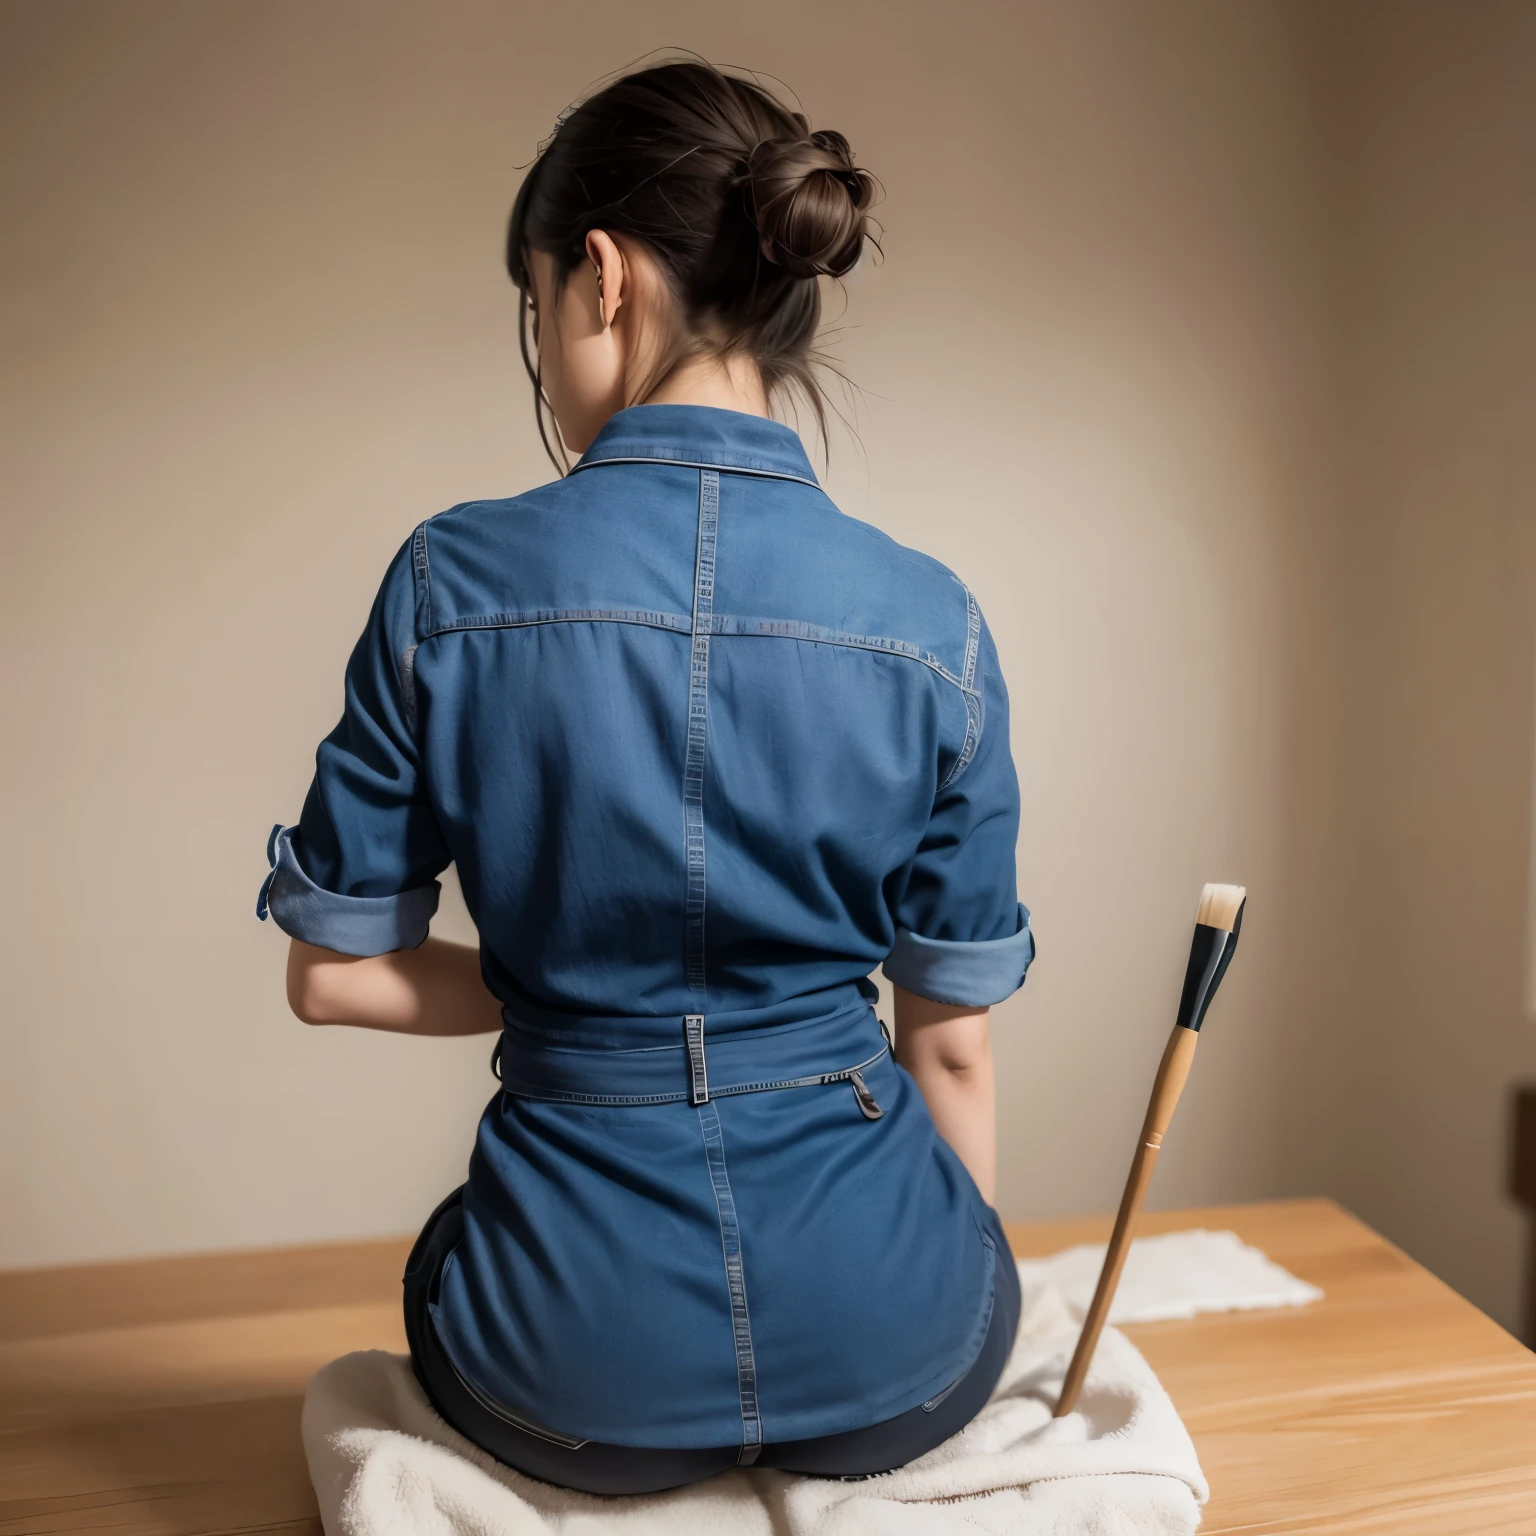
[{"x1": 491, "y1": 996, "x2": 890, "y2": 1112}]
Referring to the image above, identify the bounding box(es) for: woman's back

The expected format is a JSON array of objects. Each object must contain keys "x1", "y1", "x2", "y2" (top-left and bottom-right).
[
  {"x1": 303, "y1": 405, "x2": 1015, "y2": 1015},
  {"x1": 271, "y1": 403, "x2": 1031, "y2": 1445}
]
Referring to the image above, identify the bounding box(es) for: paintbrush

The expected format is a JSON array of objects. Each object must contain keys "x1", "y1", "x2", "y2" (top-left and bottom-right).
[{"x1": 1052, "y1": 882, "x2": 1248, "y2": 1418}]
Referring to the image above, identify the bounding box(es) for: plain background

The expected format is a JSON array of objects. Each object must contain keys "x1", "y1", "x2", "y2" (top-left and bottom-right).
[{"x1": 4, "y1": 1, "x2": 1534, "y2": 1334}]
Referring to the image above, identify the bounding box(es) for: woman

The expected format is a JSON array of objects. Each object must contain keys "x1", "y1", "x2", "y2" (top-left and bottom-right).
[{"x1": 259, "y1": 59, "x2": 1033, "y2": 1495}]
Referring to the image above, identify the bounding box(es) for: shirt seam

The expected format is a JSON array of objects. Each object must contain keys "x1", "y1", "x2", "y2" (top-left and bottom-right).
[
  {"x1": 414, "y1": 609, "x2": 981, "y2": 699},
  {"x1": 423, "y1": 608, "x2": 694, "y2": 637},
  {"x1": 684, "y1": 470, "x2": 718, "y2": 996},
  {"x1": 937, "y1": 584, "x2": 985, "y2": 791},
  {"x1": 411, "y1": 521, "x2": 434, "y2": 638}
]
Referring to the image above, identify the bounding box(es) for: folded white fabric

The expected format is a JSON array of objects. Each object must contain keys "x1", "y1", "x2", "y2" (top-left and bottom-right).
[
  {"x1": 302, "y1": 1230, "x2": 1319, "y2": 1536},
  {"x1": 1019, "y1": 1228, "x2": 1324, "y2": 1325}
]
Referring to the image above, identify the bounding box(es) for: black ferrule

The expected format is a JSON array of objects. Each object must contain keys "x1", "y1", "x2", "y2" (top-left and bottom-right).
[{"x1": 1174, "y1": 901, "x2": 1245, "y2": 1032}]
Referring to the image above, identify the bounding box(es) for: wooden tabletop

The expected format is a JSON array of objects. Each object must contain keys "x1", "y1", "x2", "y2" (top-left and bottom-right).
[
  {"x1": 2, "y1": 1198, "x2": 1533, "y2": 1534},
  {"x1": 1007, "y1": 1200, "x2": 1536, "y2": 1534}
]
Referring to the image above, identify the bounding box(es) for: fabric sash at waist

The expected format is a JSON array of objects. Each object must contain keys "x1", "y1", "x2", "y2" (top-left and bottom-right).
[{"x1": 494, "y1": 994, "x2": 888, "y2": 1106}]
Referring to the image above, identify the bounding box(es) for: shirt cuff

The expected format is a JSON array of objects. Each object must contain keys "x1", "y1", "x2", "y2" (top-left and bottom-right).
[
  {"x1": 882, "y1": 903, "x2": 1035, "y2": 1007},
  {"x1": 256, "y1": 824, "x2": 439, "y2": 956}
]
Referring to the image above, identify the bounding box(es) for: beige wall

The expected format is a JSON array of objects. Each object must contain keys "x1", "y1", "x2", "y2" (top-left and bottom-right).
[
  {"x1": 3, "y1": 2, "x2": 1532, "y2": 1332},
  {"x1": 1292, "y1": 2, "x2": 1536, "y2": 1332}
]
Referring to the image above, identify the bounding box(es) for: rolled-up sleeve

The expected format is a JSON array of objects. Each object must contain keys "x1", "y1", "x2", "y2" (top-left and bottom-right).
[
  {"x1": 882, "y1": 609, "x2": 1034, "y2": 1008},
  {"x1": 257, "y1": 533, "x2": 449, "y2": 956}
]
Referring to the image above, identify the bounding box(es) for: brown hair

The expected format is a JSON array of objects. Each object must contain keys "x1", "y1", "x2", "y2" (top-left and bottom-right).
[{"x1": 506, "y1": 60, "x2": 877, "y2": 470}]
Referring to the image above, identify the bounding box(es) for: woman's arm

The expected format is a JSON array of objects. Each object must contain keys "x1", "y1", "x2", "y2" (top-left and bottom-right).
[
  {"x1": 286, "y1": 937, "x2": 503, "y2": 1035},
  {"x1": 892, "y1": 985, "x2": 996, "y2": 1204}
]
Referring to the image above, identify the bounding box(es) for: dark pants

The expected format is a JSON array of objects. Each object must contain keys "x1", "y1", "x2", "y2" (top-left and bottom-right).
[{"x1": 403, "y1": 1186, "x2": 1020, "y2": 1496}]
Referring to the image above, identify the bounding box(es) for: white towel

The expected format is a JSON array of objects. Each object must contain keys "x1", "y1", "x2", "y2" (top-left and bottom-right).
[{"x1": 303, "y1": 1229, "x2": 1319, "y2": 1536}]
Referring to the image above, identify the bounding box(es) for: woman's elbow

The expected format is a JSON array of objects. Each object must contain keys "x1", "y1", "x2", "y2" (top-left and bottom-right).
[
  {"x1": 931, "y1": 1037, "x2": 992, "y2": 1078},
  {"x1": 286, "y1": 972, "x2": 331, "y2": 1025},
  {"x1": 285, "y1": 941, "x2": 348, "y2": 1024},
  {"x1": 905, "y1": 1013, "x2": 993, "y2": 1077}
]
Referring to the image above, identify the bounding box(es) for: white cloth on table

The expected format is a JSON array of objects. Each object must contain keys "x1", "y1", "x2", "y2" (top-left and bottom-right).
[
  {"x1": 1020, "y1": 1226, "x2": 1324, "y2": 1325},
  {"x1": 302, "y1": 1228, "x2": 1321, "y2": 1536}
]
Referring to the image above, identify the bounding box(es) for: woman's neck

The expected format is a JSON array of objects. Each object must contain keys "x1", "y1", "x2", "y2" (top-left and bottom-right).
[{"x1": 640, "y1": 351, "x2": 769, "y2": 417}]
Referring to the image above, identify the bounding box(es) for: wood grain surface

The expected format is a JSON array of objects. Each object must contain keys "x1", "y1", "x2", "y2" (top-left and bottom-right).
[
  {"x1": 1008, "y1": 1200, "x2": 1536, "y2": 1534},
  {"x1": 2, "y1": 1198, "x2": 1532, "y2": 1534}
]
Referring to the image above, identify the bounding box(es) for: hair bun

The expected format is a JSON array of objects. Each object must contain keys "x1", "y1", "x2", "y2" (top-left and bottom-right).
[{"x1": 745, "y1": 128, "x2": 875, "y2": 280}]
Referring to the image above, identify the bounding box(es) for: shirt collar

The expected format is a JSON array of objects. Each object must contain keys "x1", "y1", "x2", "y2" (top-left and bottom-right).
[{"x1": 571, "y1": 404, "x2": 819, "y2": 487}]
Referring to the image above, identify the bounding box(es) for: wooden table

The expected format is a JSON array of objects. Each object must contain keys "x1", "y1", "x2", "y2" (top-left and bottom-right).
[
  {"x1": 3, "y1": 1198, "x2": 1534, "y2": 1534},
  {"x1": 1009, "y1": 1200, "x2": 1536, "y2": 1533}
]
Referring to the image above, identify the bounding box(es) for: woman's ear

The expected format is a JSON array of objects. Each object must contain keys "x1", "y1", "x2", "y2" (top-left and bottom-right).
[{"x1": 584, "y1": 229, "x2": 625, "y2": 330}]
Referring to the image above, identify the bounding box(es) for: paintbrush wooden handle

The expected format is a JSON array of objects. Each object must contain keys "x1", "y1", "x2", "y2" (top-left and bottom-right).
[{"x1": 1053, "y1": 1023, "x2": 1200, "y2": 1417}]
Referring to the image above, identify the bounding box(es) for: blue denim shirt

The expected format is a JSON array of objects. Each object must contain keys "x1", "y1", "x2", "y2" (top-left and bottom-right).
[{"x1": 260, "y1": 405, "x2": 1033, "y2": 1450}]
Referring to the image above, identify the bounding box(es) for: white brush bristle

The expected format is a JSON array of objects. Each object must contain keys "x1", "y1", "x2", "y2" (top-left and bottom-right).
[{"x1": 1196, "y1": 883, "x2": 1247, "y2": 932}]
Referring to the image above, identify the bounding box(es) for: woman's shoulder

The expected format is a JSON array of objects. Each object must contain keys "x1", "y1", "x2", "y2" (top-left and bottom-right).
[
  {"x1": 826, "y1": 502, "x2": 974, "y2": 598},
  {"x1": 401, "y1": 470, "x2": 701, "y2": 639},
  {"x1": 709, "y1": 489, "x2": 985, "y2": 693},
  {"x1": 420, "y1": 473, "x2": 585, "y2": 534}
]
